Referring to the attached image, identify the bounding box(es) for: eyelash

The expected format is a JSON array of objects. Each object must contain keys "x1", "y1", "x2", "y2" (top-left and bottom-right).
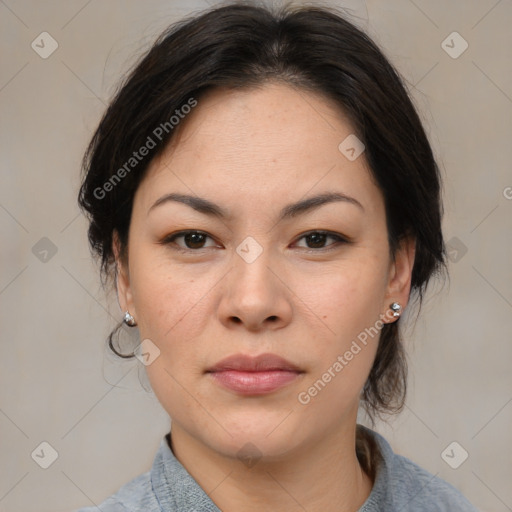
[{"x1": 159, "y1": 230, "x2": 350, "y2": 254}]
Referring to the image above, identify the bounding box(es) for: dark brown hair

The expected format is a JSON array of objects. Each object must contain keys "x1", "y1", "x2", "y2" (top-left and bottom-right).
[{"x1": 78, "y1": 1, "x2": 446, "y2": 422}]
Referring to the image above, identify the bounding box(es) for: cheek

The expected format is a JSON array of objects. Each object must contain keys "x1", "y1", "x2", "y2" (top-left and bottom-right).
[
  {"x1": 295, "y1": 254, "x2": 389, "y2": 336},
  {"x1": 130, "y1": 257, "x2": 215, "y2": 425},
  {"x1": 292, "y1": 256, "x2": 388, "y2": 398},
  {"x1": 129, "y1": 250, "x2": 212, "y2": 342}
]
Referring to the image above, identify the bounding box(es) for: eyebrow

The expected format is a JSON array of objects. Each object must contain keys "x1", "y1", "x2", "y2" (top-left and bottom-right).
[{"x1": 148, "y1": 191, "x2": 364, "y2": 221}]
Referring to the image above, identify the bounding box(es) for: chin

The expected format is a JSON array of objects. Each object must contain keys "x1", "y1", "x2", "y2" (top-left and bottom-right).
[{"x1": 200, "y1": 411, "x2": 307, "y2": 461}]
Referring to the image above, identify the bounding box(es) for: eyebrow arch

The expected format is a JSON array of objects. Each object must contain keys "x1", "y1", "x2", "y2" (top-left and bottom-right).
[{"x1": 148, "y1": 191, "x2": 364, "y2": 220}]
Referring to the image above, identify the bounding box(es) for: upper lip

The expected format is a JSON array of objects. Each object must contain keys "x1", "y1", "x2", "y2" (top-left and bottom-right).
[{"x1": 206, "y1": 353, "x2": 302, "y2": 373}]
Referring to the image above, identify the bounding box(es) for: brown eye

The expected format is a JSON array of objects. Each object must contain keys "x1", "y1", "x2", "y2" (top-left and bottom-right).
[
  {"x1": 161, "y1": 230, "x2": 218, "y2": 251},
  {"x1": 305, "y1": 232, "x2": 328, "y2": 248},
  {"x1": 182, "y1": 232, "x2": 208, "y2": 249},
  {"x1": 295, "y1": 231, "x2": 348, "y2": 251}
]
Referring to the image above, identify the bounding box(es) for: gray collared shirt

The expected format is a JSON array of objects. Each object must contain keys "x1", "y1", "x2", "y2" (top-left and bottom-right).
[{"x1": 75, "y1": 426, "x2": 478, "y2": 511}]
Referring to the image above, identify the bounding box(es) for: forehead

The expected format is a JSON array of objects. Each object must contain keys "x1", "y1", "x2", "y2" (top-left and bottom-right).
[{"x1": 135, "y1": 83, "x2": 383, "y2": 218}]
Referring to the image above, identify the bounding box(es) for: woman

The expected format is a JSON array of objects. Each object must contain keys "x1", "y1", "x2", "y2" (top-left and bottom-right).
[{"x1": 75, "y1": 2, "x2": 477, "y2": 511}]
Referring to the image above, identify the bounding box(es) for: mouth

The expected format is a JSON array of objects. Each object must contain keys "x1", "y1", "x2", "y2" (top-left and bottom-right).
[{"x1": 205, "y1": 353, "x2": 304, "y2": 395}]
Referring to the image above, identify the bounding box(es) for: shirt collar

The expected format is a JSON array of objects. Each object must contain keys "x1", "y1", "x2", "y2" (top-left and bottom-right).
[{"x1": 150, "y1": 433, "x2": 221, "y2": 511}]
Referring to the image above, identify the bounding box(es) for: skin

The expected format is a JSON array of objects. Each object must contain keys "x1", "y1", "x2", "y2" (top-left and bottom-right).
[{"x1": 114, "y1": 82, "x2": 415, "y2": 511}]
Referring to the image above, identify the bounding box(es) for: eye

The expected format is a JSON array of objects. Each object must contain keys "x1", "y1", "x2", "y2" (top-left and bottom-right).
[
  {"x1": 294, "y1": 230, "x2": 349, "y2": 251},
  {"x1": 160, "y1": 230, "x2": 219, "y2": 251},
  {"x1": 160, "y1": 229, "x2": 349, "y2": 253}
]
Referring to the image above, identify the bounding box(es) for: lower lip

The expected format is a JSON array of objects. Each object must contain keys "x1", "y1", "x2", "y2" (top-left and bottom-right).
[{"x1": 209, "y1": 370, "x2": 301, "y2": 395}]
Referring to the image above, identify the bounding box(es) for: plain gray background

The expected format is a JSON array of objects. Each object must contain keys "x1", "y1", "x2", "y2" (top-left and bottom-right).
[{"x1": 1, "y1": 0, "x2": 511, "y2": 511}]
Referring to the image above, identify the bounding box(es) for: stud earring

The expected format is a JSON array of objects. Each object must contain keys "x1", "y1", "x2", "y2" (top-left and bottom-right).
[
  {"x1": 390, "y1": 302, "x2": 402, "y2": 319},
  {"x1": 123, "y1": 311, "x2": 137, "y2": 327}
]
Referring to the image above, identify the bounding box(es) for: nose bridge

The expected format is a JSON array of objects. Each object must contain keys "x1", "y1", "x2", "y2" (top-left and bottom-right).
[
  {"x1": 232, "y1": 235, "x2": 275, "y2": 296},
  {"x1": 235, "y1": 234, "x2": 267, "y2": 267}
]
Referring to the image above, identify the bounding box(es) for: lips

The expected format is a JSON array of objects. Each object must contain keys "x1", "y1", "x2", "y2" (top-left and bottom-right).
[
  {"x1": 206, "y1": 353, "x2": 303, "y2": 395},
  {"x1": 207, "y1": 353, "x2": 301, "y2": 373}
]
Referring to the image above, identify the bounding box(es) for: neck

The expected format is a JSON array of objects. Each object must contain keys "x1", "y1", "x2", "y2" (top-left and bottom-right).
[{"x1": 169, "y1": 421, "x2": 373, "y2": 512}]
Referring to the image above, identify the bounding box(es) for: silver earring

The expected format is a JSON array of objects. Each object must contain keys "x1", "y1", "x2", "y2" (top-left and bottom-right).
[
  {"x1": 123, "y1": 311, "x2": 137, "y2": 327},
  {"x1": 390, "y1": 302, "x2": 402, "y2": 318}
]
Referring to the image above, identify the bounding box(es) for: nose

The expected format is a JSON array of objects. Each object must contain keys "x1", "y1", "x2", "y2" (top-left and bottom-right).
[{"x1": 217, "y1": 245, "x2": 293, "y2": 332}]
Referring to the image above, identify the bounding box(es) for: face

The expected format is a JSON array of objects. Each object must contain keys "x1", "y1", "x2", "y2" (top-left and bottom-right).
[{"x1": 115, "y1": 83, "x2": 414, "y2": 461}]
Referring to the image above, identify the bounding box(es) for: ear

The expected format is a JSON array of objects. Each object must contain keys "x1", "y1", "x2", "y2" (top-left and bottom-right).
[
  {"x1": 383, "y1": 235, "x2": 416, "y2": 318},
  {"x1": 113, "y1": 231, "x2": 136, "y2": 320}
]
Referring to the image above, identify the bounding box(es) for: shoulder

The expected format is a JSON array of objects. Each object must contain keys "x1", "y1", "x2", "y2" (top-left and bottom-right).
[
  {"x1": 72, "y1": 434, "x2": 220, "y2": 512},
  {"x1": 359, "y1": 425, "x2": 479, "y2": 512},
  {"x1": 73, "y1": 471, "x2": 159, "y2": 512},
  {"x1": 390, "y1": 452, "x2": 478, "y2": 511}
]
